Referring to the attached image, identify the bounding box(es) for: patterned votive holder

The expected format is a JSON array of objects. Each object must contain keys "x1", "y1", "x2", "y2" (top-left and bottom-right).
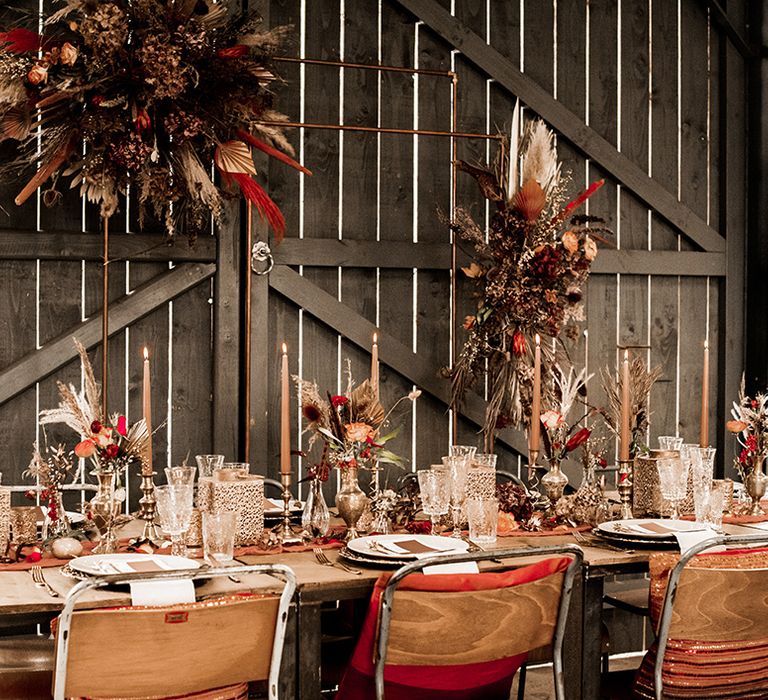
[
  {"x1": 0, "y1": 488, "x2": 9, "y2": 552},
  {"x1": 10, "y1": 505, "x2": 37, "y2": 544},
  {"x1": 465, "y1": 454, "x2": 497, "y2": 501},
  {"x1": 185, "y1": 508, "x2": 203, "y2": 547},
  {"x1": 198, "y1": 473, "x2": 264, "y2": 545}
]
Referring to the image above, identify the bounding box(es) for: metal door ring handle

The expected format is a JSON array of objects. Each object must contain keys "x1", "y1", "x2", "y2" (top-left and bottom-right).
[{"x1": 251, "y1": 241, "x2": 274, "y2": 275}]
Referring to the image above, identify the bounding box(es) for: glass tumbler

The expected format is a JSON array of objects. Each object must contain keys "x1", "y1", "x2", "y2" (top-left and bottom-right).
[
  {"x1": 195, "y1": 454, "x2": 225, "y2": 478},
  {"x1": 155, "y1": 484, "x2": 194, "y2": 557},
  {"x1": 203, "y1": 511, "x2": 239, "y2": 564},
  {"x1": 417, "y1": 467, "x2": 451, "y2": 535},
  {"x1": 466, "y1": 497, "x2": 499, "y2": 546}
]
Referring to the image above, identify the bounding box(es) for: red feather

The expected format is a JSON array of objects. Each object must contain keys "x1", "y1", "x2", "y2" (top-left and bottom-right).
[
  {"x1": 552, "y1": 179, "x2": 605, "y2": 225},
  {"x1": 0, "y1": 29, "x2": 44, "y2": 53},
  {"x1": 236, "y1": 130, "x2": 312, "y2": 176},
  {"x1": 229, "y1": 172, "x2": 286, "y2": 242}
]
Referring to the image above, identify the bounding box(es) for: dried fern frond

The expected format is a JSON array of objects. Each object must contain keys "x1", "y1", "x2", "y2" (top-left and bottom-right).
[{"x1": 600, "y1": 357, "x2": 663, "y2": 441}]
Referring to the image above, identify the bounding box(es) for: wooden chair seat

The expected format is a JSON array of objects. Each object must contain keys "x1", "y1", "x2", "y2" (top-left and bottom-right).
[
  {"x1": 335, "y1": 544, "x2": 583, "y2": 700},
  {"x1": 53, "y1": 563, "x2": 296, "y2": 700},
  {"x1": 632, "y1": 537, "x2": 768, "y2": 699}
]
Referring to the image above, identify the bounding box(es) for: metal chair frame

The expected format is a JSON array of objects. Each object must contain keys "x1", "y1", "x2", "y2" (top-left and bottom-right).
[
  {"x1": 53, "y1": 562, "x2": 296, "y2": 700},
  {"x1": 653, "y1": 534, "x2": 768, "y2": 700},
  {"x1": 374, "y1": 544, "x2": 584, "y2": 700}
]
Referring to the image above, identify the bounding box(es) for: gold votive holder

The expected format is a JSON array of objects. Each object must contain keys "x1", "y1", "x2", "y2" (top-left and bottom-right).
[{"x1": 11, "y1": 506, "x2": 39, "y2": 543}]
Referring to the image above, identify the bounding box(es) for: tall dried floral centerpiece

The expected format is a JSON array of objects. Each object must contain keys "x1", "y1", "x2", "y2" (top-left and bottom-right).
[
  {"x1": 25, "y1": 442, "x2": 76, "y2": 540},
  {"x1": 449, "y1": 106, "x2": 608, "y2": 446},
  {"x1": 537, "y1": 365, "x2": 593, "y2": 507},
  {"x1": 727, "y1": 378, "x2": 768, "y2": 515},
  {"x1": 38, "y1": 339, "x2": 149, "y2": 551},
  {"x1": 296, "y1": 362, "x2": 419, "y2": 538},
  {"x1": 0, "y1": 0, "x2": 308, "y2": 239}
]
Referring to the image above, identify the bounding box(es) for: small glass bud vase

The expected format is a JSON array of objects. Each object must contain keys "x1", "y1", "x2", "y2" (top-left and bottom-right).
[
  {"x1": 42, "y1": 491, "x2": 70, "y2": 541},
  {"x1": 302, "y1": 478, "x2": 330, "y2": 538}
]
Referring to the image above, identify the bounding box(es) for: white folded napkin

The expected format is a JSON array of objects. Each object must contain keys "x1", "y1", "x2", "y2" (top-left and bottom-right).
[
  {"x1": 422, "y1": 560, "x2": 479, "y2": 575},
  {"x1": 674, "y1": 527, "x2": 724, "y2": 555},
  {"x1": 129, "y1": 579, "x2": 196, "y2": 606}
]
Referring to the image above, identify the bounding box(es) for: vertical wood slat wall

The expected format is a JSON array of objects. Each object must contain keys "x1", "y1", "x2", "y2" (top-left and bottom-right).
[{"x1": 0, "y1": 0, "x2": 746, "y2": 504}]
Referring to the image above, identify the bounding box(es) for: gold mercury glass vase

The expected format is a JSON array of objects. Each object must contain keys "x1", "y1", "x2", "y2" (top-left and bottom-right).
[{"x1": 335, "y1": 467, "x2": 369, "y2": 541}]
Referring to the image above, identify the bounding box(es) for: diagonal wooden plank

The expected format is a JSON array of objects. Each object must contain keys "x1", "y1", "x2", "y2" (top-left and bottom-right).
[
  {"x1": 268, "y1": 265, "x2": 528, "y2": 457},
  {"x1": 274, "y1": 239, "x2": 726, "y2": 276},
  {"x1": 393, "y1": 0, "x2": 726, "y2": 254},
  {"x1": 0, "y1": 230, "x2": 216, "y2": 262},
  {"x1": 0, "y1": 263, "x2": 215, "y2": 405}
]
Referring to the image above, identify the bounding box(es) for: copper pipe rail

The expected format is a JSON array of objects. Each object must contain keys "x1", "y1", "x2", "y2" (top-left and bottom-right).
[{"x1": 249, "y1": 57, "x2": 503, "y2": 457}]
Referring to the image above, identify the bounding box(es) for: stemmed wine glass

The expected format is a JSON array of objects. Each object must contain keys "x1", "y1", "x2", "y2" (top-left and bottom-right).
[
  {"x1": 417, "y1": 467, "x2": 451, "y2": 535},
  {"x1": 165, "y1": 465, "x2": 197, "y2": 486},
  {"x1": 656, "y1": 457, "x2": 690, "y2": 520},
  {"x1": 442, "y1": 455, "x2": 470, "y2": 538},
  {"x1": 155, "y1": 484, "x2": 194, "y2": 557}
]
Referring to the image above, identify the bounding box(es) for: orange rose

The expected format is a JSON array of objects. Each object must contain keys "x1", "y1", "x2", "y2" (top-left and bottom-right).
[
  {"x1": 74, "y1": 439, "x2": 96, "y2": 458},
  {"x1": 60, "y1": 42, "x2": 78, "y2": 66},
  {"x1": 562, "y1": 230, "x2": 578, "y2": 254},
  {"x1": 27, "y1": 64, "x2": 47, "y2": 85},
  {"x1": 345, "y1": 422, "x2": 374, "y2": 443},
  {"x1": 726, "y1": 420, "x2": 748, "y2": 434}
]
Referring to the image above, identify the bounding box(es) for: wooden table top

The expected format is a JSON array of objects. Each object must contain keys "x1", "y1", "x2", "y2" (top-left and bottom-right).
[{"x1": 0, "y1": 523, "x2": 762, "y2": 615}]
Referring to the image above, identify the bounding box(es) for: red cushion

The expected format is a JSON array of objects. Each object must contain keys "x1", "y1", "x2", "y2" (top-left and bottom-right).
[{"x1": 335, "y1": 556, "x2": 572, "y2": 700}]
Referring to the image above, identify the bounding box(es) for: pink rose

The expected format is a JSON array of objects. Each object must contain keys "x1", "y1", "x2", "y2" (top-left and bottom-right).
[
  {"x1": 540, "y1": 410, "x2": 564, "y2": 430},
  {"x1": 94, "y1": 427, "x2": 113, "y2": 447}
]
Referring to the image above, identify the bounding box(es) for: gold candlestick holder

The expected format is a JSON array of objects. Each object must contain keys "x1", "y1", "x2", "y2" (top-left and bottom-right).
[
  {"x1": 272, "y1": 473, "x2": 302, "y2": 543},
  {"x1": 617, "y1": 459, "x2": 634, "y2": 520},
  {"x1": 136, "y1": 469, "x2": 162, "y2": 544},
  {"x1": 527, "y1": 449, "x2": 540, "y2": 482}
]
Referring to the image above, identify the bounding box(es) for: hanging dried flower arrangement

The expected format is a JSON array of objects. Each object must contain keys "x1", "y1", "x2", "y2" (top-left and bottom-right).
[
  {"x1": 449, "y1": 104, "x2": 610, "y2": 437},
  {"x1": 0, "y1": 0, "x2": 310, "y2": 240}
]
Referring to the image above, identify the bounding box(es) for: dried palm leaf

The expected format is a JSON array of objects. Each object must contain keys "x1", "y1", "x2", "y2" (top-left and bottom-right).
[
  {"x1": 74, "y1": 337, "x2": 101, "y2": 420},
  {"x1": 349, "y1": 380, "x2": 385, "y2": 428},
  {"x1": 0, "y1": 106, "x2": 30, "y2": 141},
  {"x1": 512, "y1": 179, "x2": 547, "y2": 222},
  {"x1": 215, "y1": 140, "x2": 257, "y2": 176}
]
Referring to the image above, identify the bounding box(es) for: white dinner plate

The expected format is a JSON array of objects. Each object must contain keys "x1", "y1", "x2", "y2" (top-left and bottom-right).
[
  {"x1": 596, "y1": 518, "x2": 707, "y2": 540},
  {"x1": 347, "y1": 534, "x2": 470, "y2": 560},
  {"x1": 69, "y1": 553, "x2": 201, "y2": 577}
]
